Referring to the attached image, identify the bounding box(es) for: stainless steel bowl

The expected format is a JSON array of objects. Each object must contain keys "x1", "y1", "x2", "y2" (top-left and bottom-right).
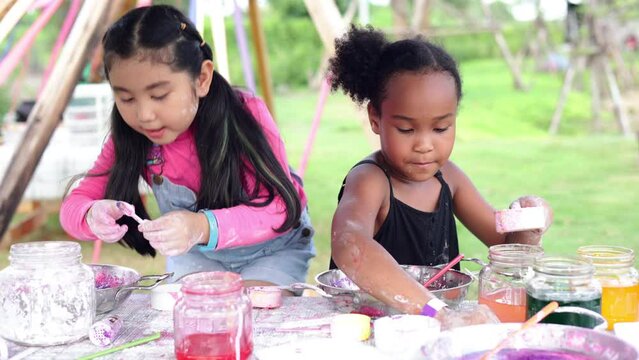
[
  {"x1": 315, "y1": 265, "x2": 473, "y2": 316},
  {"x1": 91, "y1": 264, "x2": 172, "y2": 314},
  {"x1": 422, "y1": 323, "x2": 638, "y2": 359}
]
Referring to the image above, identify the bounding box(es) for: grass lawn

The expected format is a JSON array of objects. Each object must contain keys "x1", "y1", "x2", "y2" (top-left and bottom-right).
[{"x1": 2, "y1": 58, "x2": 638, "y2": 279}]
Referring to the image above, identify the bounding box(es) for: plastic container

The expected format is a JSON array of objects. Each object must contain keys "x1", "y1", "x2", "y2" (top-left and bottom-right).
[
  {"x1": 577, "y1": 245, "x2": 639, "y2": 329},
  {"x1": 526, "y1": 256, "x2": 602, "y2": 329},
  {"x1": 0, "y1": 241, "x2": 95, "y2": 346},
  {"x1": 478, "y1": 244, "x2": 543, "y2": 322},
  {"x1": 173, "y1": 272, "x2": 253, "y2": 360}
]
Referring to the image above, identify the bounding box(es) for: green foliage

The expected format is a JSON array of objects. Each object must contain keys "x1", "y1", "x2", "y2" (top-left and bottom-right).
[
  {"x1": 213, "y1": 8, "x2": 323, "y2": 89},
  {"x1": 0, "y1": 87, "x2": 9, "y2": 124}
]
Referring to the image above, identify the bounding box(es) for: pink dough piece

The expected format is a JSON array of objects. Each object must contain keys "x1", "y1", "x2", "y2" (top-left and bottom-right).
[
  {"x1": 247, "y1": 286, "x2": 282, "y2": 309},
  {"x1": 495, "y1": 207, "x2": 545, "y2": 233}
]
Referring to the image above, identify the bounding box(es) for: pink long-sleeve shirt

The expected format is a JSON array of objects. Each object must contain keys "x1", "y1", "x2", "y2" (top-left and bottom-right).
[{"x1": 59, "y1": 95, "x2": 307, "y2": 250}]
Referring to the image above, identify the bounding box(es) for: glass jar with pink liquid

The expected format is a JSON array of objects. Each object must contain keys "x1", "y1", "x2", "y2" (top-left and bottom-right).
[
  {"x1": 174, "y1": 271, "x2": 253, "y2": 360},
  {"x1": 478, "y1": 244, "x2": 544, "y2": 322}
]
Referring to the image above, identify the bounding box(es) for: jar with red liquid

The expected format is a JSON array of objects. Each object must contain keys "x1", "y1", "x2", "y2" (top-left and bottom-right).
[
  {"x1": 174, "y1": 272, "x2": 253, "y2": 360},
  {"x1": 577, "y1": 245, "x2": 639, "y2": 330},
  {"x1": 478, "y1": 244, "x2": 543, "y2": 322}
]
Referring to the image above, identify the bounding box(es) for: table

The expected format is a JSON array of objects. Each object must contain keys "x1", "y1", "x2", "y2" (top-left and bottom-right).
[{"x1": 6, "y1": 293, "x2": 362, "y2": 360}]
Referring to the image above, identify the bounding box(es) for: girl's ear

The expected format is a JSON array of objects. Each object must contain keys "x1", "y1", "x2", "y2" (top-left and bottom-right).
[
  {"x1": 368, "y1": 102, "x2": 381, "y2": 135},
  {"x1": 195, "y1": 60, "x2": 214, "y2": 97}
]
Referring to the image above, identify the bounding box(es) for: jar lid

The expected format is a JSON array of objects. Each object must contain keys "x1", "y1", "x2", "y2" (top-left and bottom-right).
[
  {"x1": 9, "y1": 241, "x2": 82, "y2": 262},
  {"x1": 533, "y1": 256, "x2": 594, "y2": 277},
  {"x1": 488, "y1": 244, "x2": 544, "y2": 266},
  {"x1": 180, "y1": 271, "x2": 243, "y2": 295},
  {"x1": 577, "y1": 245, "x2": 635, "y2": 268}
]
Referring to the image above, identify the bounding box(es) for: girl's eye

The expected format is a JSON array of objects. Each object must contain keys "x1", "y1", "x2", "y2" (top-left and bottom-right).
[
  {"x1": 397, "y1": 128, "x2": 413, "y2": 134},
  {"x1": 434, "y1": 126, "x2": 450, "y2": 133},
  {"x1": 120, "y1": 98, "x2": 134, "y2": 103},
  {"x1": 152, "y1": 93, "x2": 168, "y2": 101}
]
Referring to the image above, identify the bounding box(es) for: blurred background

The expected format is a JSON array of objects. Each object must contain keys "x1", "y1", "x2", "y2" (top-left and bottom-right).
[{"x1": 1, "y1": 0, "x2": 638, "y2": 279}]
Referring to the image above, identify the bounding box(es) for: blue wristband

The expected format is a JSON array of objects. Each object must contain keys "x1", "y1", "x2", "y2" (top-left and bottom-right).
[{"x1": 198, "y1": 210, "x2": 218, "y2": 252}]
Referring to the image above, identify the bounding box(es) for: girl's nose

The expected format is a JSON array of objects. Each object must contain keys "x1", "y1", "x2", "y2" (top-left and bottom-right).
[
  {"x1": 136, "y1": 102, "x2": 156, "y2": 123},
  {"x1": 413, "y1": 134, "x2": 434, "y2": 153}
]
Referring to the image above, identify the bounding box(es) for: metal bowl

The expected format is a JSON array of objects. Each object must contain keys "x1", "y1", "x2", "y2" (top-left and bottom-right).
[
  {"x1": 422, "y1": 323, "x2": 638, "y2": 359},
  {"x1": 91, "y1": 264, "x2": 172, "y2": 315},
  {"x1": 315, "y1": 265, "x2": 473, "y2": 316}
]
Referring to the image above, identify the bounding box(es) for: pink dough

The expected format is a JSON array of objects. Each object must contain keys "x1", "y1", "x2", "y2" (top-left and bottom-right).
[{"x1": 495, "y1": 207, "x2": 545, "y2": 233}]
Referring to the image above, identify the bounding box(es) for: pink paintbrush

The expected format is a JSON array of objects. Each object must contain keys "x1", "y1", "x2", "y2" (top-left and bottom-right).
[
  {"x1": 116, "y1": 201, "x2": 146, "y2": 224},
  {"x1": 423, "y1": 254, "x2": 465, "y2": 288}
]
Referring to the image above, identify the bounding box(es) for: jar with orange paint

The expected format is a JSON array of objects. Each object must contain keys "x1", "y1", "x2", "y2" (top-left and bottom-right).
[{"x1": 478, "y1": 244, "x2": 544, "y2": 322}]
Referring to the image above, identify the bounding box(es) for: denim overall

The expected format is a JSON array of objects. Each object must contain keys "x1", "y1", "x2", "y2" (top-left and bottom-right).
[{"x1": 152, "y1": 176, "x2": 316, "y2": 285}]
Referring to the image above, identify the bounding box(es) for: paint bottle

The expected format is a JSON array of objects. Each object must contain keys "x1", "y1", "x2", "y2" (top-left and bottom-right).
[
  {"x1": 173, "y1": 272, "x2": 253, "y2": 360},
  {"x1": 478, "y1": 244, "x2": 543, "y2": 322},
  {"x1": 526, "y1": 256, "x2": 602, "y2": 329},
  {"x1": 89, "y1": 315, "x2": 123, "y2": 346},
  {"x1": 0, "y1": 241, "x2": 95, "y2": 346},
  {"x1": 577, "y1": 245, "x2": 639, "y2": 330}
]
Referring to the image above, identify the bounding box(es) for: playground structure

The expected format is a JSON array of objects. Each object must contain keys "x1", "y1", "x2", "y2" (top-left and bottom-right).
[
  {"x1": 0, "y1": 0, "x2": 638, "y2": 255},
  {"x1": 549, "y1": 0, "x2": 637, "y2": 137}
]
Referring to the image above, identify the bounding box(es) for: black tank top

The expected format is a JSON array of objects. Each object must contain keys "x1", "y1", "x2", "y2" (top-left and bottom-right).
[{"x1": 330, "y1": 160, "x2": 459, "y2": 269}]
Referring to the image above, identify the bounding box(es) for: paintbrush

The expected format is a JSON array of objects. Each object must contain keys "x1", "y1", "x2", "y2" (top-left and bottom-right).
[
  {"x1": 480, "y1": 301, "x2": 559, "y2": 360},
  {"x1": 116, "y1": 201, "x2": 146, "y2": 224},
  {"x1": 77, "y1": 332, "x2": 161, "y2": 360},
  {"x1": 423, "y1": 253, "x2": 465, "y2": 288}
]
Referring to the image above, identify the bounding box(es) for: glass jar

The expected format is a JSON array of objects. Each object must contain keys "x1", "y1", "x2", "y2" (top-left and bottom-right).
[
  {"x1": 478, "y1": 244, "x2": 544, "y2": 322},
  {"x1": 0, "y1": 241, "x2": 95, "y2": 346},
  {"x1": 174, "y1": 272, "x2": 253, "y2": 360},
  {"x1": 577, "y1": 245, "x2": 639, "y2": 329},
  {"x1": 526, "y1": 256, "x2": 602, "y2": 329}
]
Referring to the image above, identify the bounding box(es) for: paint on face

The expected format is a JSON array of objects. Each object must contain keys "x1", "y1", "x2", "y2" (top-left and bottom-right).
[
  {"x1": 108, "y1": 57, "x2": 201, "y2": 145},
  {"x1": 373, "y1": 72, "x2": 458, "y2": 183}
]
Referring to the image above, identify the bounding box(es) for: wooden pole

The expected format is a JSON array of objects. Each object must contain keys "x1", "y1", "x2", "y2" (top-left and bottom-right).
[
  {"x1": 209, "y1": 0, "x2": 230, "y2": 81},
  {"x1": 549, "y1": 55, "x2": 586, "y2": 134},
  {"x1": 89, "y1": 0, "x2": 129, "y2": 83},
  {"x1": 390, "y1": 0, "x2": 409, "y2": 34},
  {"x1": 603, "y1": 59, "x2": 633, "y2": 138},
  {"x1": 0, "y1": 0, "x2": 17, "y2": 19},
  {"x1": 0, "y1": 0, "x2": 113, "y2": 244},
  {"x1": 303, "y1": 0, "x2": 346, "y2": 56},
  {"x1": 480, "y1": 0, "x2": 526, "y2": 91},
  {"x1": 248, "y1": 0, "x2": 275, "y2": 118},
  {"x1": 309, "y1": 1, "x2": 357, "y2": 89},
  {"x1": 411, "y1": 0, "x2": 432, "y2": 33},
  {"x1": 0, "y1": 0, "x2": 35, "y2": 46},
  {"x1": 590, "y1": 56, "x2": 603, "y2": 132}
]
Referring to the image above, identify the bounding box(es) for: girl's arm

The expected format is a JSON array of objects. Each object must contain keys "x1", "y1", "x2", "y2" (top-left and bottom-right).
[
  {"x1": 210, "y1": 95, "x2": 305, "y2": 250},
  {"x1": 443, "y1": 161, "x2": 550, "y2": 247},
  {"x1": 59, "y1": 137, "x2": 115, "y2": 240},
  {"x1": 332, "y1": 164, "x2": 440, "y2": 315},
  {"x1": 442, "y1": 161, "x2": 506, "y2": 247}
]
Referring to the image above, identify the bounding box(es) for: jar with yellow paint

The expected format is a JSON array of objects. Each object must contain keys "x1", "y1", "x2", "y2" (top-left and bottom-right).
[{"x1": 577, "y1": 245, "x2": 639, "y2": 329}]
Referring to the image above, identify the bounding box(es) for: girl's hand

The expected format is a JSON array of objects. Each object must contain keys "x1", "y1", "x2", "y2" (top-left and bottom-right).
[
  {"x1": 436, "y1": 304, "x2": 500, "y2": 330},
  {"x1": 86, "y1": 200, "x2": 132, "y2": 243},
  {"x1": 138, "y1": 210, "x2": 207, "y2": 256},
  {"x1": 506, "y1": 195, "x2": 554, "y2": 245}
]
